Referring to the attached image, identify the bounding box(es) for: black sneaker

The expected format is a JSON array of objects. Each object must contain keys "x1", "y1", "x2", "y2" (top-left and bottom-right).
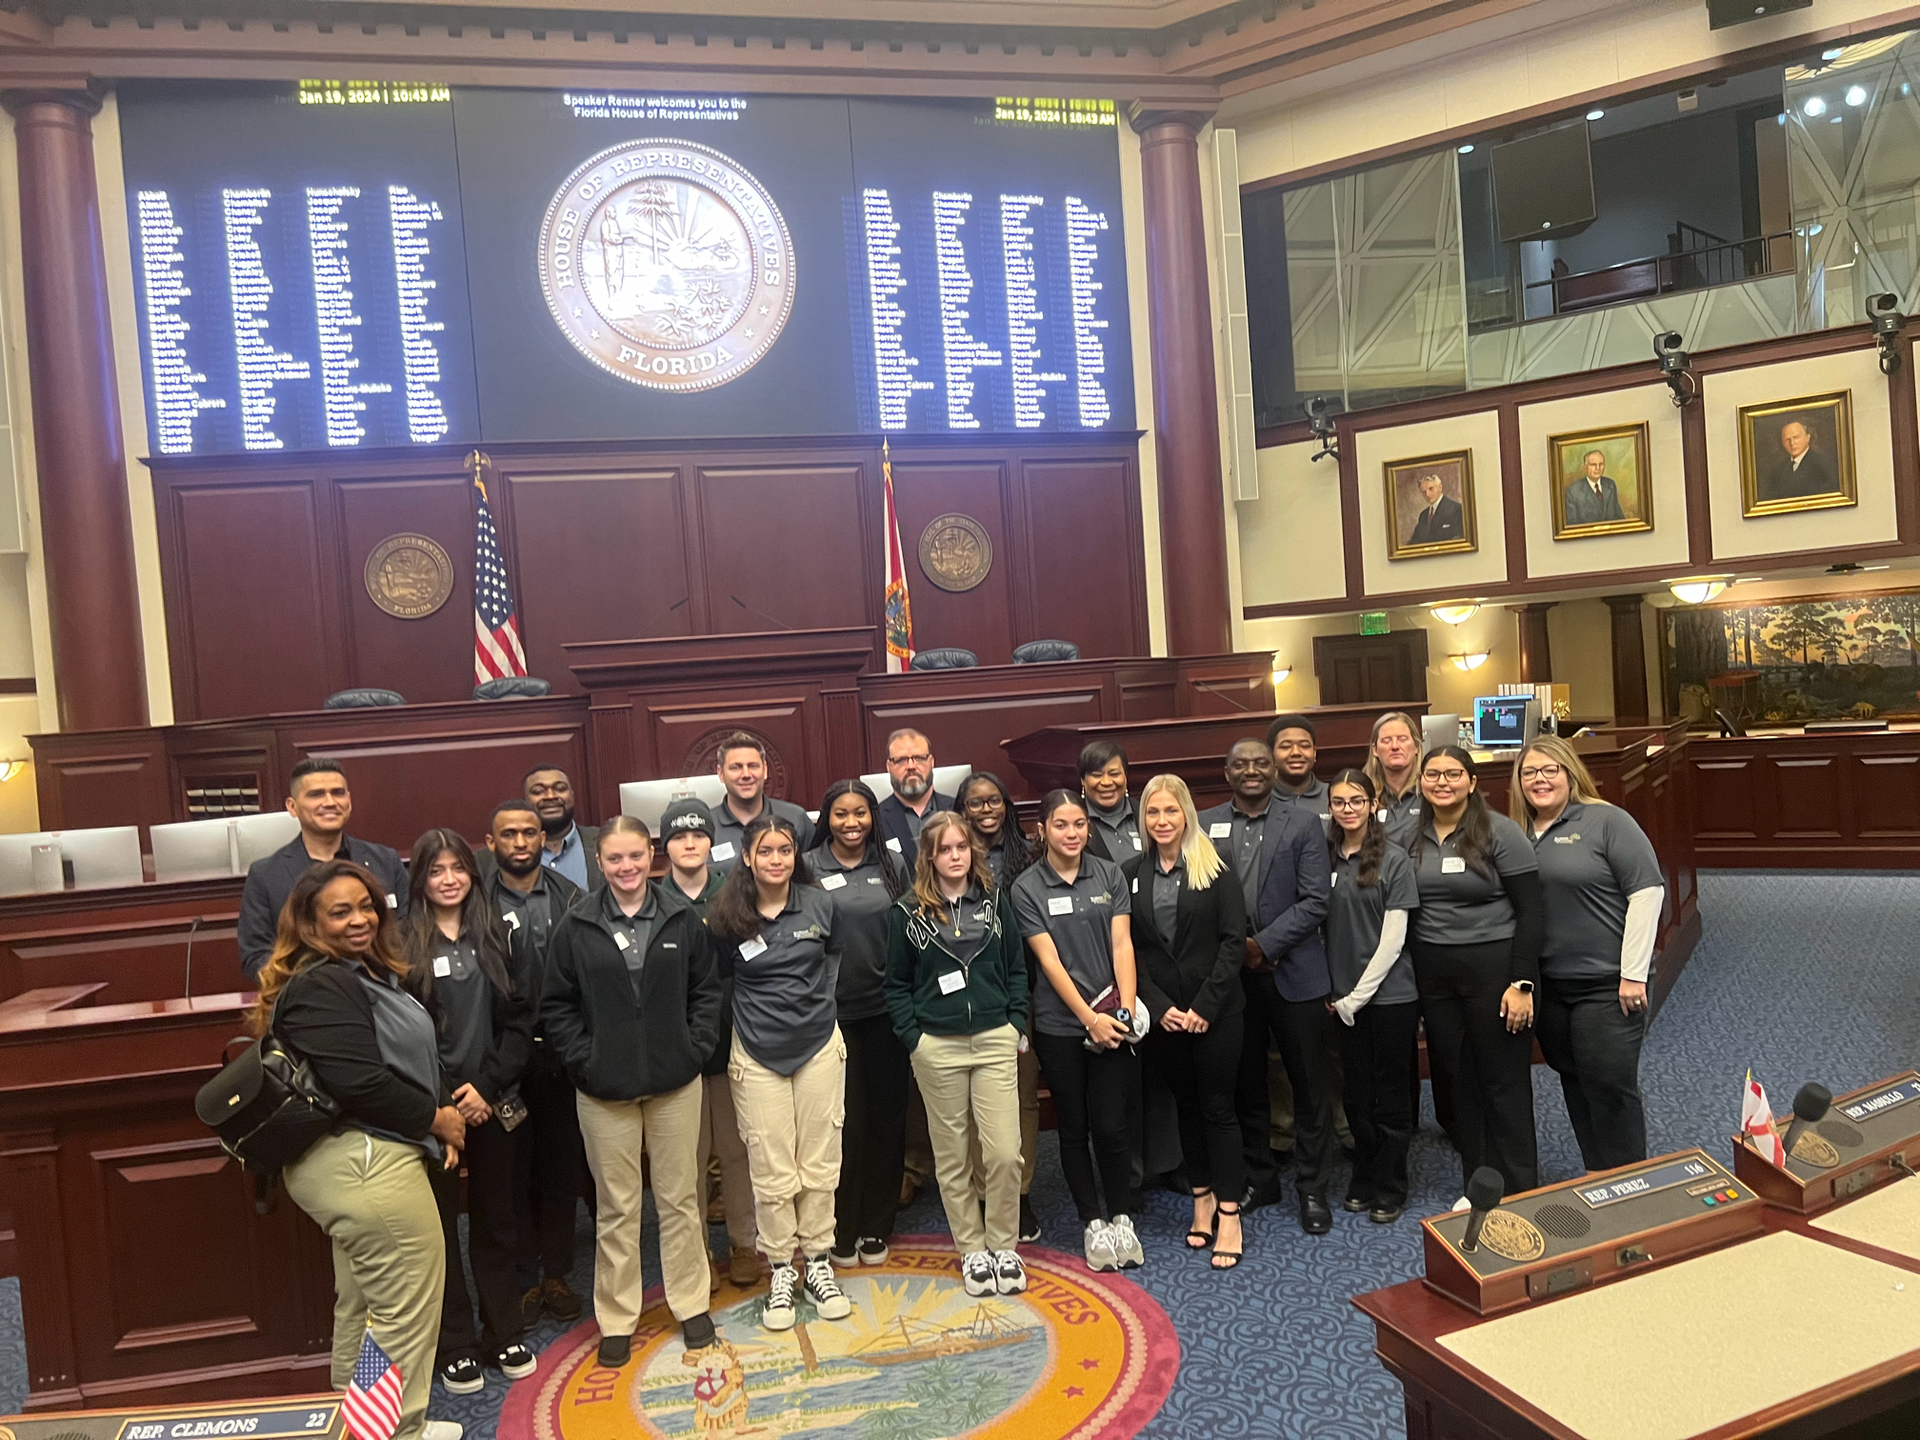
[
  {"x1": 596, "y1": 1334, "x2": 631, "y2": 1367},
  {"x1": 496, "y1": 1343, "x2": 537, "y2": 1381},
  {"x1": 1018, "y1": 1196, "x2": 1043, "y2": 1243},
  {"x1": 439, "y1": 1357, "x2": 484, "y2": 1395}
]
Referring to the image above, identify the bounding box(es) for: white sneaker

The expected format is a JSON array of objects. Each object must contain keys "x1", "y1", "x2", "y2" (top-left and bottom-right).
[
  {"x1": 1109, "y1": 1214, "x2": 1145, "y2": 1270},
  {"x1": 993, "y1": 1249, "x2": 1028, "y2": 1295},
  {"x1": 1083, "y1": 1219, "x2": 1119, "y2": 1273},
  {"x1": 763, "y1": 1262, "x2": 798, "y2": 1331},
  {"x1": 423, "y1": 1424, "x2": 463, "y2": 1440},
  {"x1": 803, "y1": 1255, "x2": 852, "y2": 1320},
  {"x1": 962, "y1": 1250, "x2": 997, "y2": 1296}
]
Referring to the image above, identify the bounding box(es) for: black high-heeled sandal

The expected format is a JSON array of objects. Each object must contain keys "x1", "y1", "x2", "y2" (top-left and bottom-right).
[
  {"x1": 1186, "y1": 1189, "x2": 1217, "y2": 1249},
  {"x1": 1211, "y1": 1203, "x2": 1244, "y2": 1270}
]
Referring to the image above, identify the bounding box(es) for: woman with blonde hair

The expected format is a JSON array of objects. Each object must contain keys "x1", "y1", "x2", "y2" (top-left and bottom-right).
[
  {"x1": 883, "y1": 810, "x2": 1030, "y2": 1297},
  {"x1": 255, "y1": 859, "x2": 466, "y2": 1440},
  {"x1": 1363, "y1": 710, "x2": 1425, "y2": 847},
  {"x1": 1124, "y1": 775, "x2": 1248, "y2": 1269},
  {"x1": 1510, "y1": 735, "x2": 1665, "y2": 1170}
]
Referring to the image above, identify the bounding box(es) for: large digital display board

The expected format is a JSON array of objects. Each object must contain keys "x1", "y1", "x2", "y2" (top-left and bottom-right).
[{"x1": 117, "y1": 84, "x2": 1133, "y2": 454}]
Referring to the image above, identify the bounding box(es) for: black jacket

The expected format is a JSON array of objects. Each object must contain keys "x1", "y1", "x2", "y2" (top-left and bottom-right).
[
  {"x1": 271, "y1": 954, "x2": 448, "y2": 1139},
  {"x1": 1250, "y1": 805, "x2": 1334, "y2": 1003},
  {"x1": 1122, "y1": 853, "x2": 1247, "y2": 1026},
  {"x1": 877, "y1": 791, "x2": 955, "y2": 869},
  {"x1": 240, "y1": 835, "x2": 410, "y2": 981},
  {"x1": 539, "y1": 882, "x2": 722, "y2": 1102},
  {"x1": 413, "y1": 922, "x2": 536, "y2": 1106}
]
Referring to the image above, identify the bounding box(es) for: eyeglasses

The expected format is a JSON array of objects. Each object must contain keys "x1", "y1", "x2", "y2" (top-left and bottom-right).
[
  {"x1": 1328, "y1": 797, "x2": 1370, "y2": 811},
  {"x1": 887, "y1": 753, "x2": 932, "y2": 766},
  {"x1": 963, "y1": 794, "x2": 1005, "y2": 811},
  {"x1": 1519, "y1": 764, "x2": 1564, "y2": 782},
  {"x1": 1424, "y1": 768, "x2": 1469, "y2": 783}
]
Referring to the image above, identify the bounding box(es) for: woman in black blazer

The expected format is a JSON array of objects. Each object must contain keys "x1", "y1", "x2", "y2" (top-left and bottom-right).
[{"x1": 1124, "y1": 774, "x2": 1248, "y2": 1270}]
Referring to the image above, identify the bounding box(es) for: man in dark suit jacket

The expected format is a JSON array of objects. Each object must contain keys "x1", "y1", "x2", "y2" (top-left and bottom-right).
[
  {"x1": 1251, "y1": 802, "x2": 1336, "y2": 1234},
  {"x1": 238, "y1": 756, "x2": 408, "y2": 980},
  {"x1": 1407, "y1": 471, "x2": 1465, "y2": 545},
  {"x1": 1563, "y1": 449, "x2": 1626, "y2": 525},
  {"x1": 876, "y1": 727, "x2": 954, "y2": 868},
  {"x1": 1760, "y1": 420, "x2": 1835, "y2": 501}
]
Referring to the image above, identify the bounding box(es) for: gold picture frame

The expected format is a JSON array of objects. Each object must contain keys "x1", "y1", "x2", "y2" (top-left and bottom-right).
[
  {"x1": 1384, "y1": 449, "x2": 1478, "y2": 560},
  {"x1": 1548, "y1": 422, "x2": 1653, "y2": 540},
  {"x1": 1737, "y1": 389, "x2": 1857, "y2": 518}
]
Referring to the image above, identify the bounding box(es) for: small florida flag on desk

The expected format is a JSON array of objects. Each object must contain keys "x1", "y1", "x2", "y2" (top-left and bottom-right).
[
  {"x1": 342, "y1": 1330, "x2": 405, "y2": 1440},
  {"x1": 1743, "y1": 1069, "x2": 1787, "y2": 1166},
  {"x1": 468, "y1": 450, "x2": 527, "y2": 686}
]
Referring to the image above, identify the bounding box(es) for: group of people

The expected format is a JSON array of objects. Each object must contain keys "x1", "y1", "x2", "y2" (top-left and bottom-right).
[{"x1": 238, "y1": 715, "x2": 1665, "y2": 1440}]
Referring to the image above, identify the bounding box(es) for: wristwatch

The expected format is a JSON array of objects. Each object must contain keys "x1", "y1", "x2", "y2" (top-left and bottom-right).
[{"x1": 1509, "y1": 980, "x2": 1535, "y2": 994}]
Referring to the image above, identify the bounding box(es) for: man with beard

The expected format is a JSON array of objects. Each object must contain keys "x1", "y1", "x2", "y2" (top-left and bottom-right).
[
  {"x1": 486, "y1": 798, "x2": 587, "y2": 1327},
  {"x1": 708, "y1": 734, "x2": 815, "y2": 874},
  {"x1": 524, "y1": 766, "x2": 601, "y2": 891},
  {"x1": 876, "y1": 727, "x2": 955, "y2": 869}
]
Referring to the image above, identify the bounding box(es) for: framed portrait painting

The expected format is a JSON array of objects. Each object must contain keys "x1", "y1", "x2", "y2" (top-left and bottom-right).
[
  {"x1": 1737, "y1": 390, "x2": 1857, "y2": 518},
  {"x1": 1384, "y1": 450, "x2": 1477, "y2": 560},
  {"x1": 1548, "y1": 423, "x2": 1653, "y2": 540}
]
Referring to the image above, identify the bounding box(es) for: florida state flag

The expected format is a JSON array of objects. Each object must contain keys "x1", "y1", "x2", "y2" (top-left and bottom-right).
[
  {"x1": 882, "y1": 439, "x2": 915, "y2": 672},
  {"x1": 1743, "y1": 1069, "x2": 1787, "y2": 1166}
]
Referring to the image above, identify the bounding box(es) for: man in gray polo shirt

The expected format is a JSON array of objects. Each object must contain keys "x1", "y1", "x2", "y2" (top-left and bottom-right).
[
  {"x1": 708, "y1": 732, "x2": 816, "y2": 874},
  {"x1": 1266, "y1": 714, "x2": 1330, "y2": 823}
]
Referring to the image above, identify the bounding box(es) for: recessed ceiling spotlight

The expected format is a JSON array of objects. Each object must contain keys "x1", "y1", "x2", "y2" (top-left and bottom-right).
[
  {"x1": 1846, "y1": 85, "x2": 1868, "y2": 106},
  {"x1": 1457, "y1": 143, "x2": 1475, "y2": 154},
  {"x1": 1804, "y1": 95, "x2": 1827, "y2": 116},
  {"x1": 1823, "y1": 47, "x2": 1845, "y2": 60},
  {"x1": 1586, "y1": 109, "x2": 1605, "y2": 121}
]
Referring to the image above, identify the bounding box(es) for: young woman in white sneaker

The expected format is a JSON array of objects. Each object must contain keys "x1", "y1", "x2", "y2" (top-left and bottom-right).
[
  {"x1": 884, "y1": 811, "x2": 1031, "y2": 1298},
  {"x1": 1009, "y1": 791, "x2": 1144, "y2": 1274},
  {"x1": 705, "y1": 815, "x2": 855, "y2": 1333}
]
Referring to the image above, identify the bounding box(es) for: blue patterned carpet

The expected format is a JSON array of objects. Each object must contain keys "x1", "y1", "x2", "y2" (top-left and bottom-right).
[{"x1": 2, "y1": 870, "x2": 1914, "y2": 1437}]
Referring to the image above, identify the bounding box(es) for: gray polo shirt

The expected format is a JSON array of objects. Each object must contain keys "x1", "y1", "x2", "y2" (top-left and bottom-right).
[
  {"x1": 726, "y1": 884, "x2": 840, "y2": 1074},
  {"x1": 811, "y1": 845, "x2": 903, "y2": 1023},
  {"x1": 1378, "y1": 785, "x2": 1422, "y2": 850},
  {"x1": 709, "y1": 796, "x2": 817, "y2": 875},
  {"x1": 1327, "y1": 844, "x2": 1420, "y2": 1005},
  {"x1": 1088, "y1": 796, "x2": 1143, "y2": 860},
  {"x1": 430, "y1": 935, "x2": 492, "y2": 1091},
  {"x1": 1011, "y1": 853, "x2": 1128, "y2": 1038},
  {"x1": 1409, "y1": 812, "x2": 1537, "y2": 946},
  {"x1": 1275, "y1": 775, "x2": 1331, "y2": 827},
  {"x1": 602, "y1": 882, "x2": 656, "y2": 980},
  {"x1": 1145, "y1": 855, "x2": 1184, "y2": 949},
  {"x1": 1207, "y1": 798, "x2": 1272, "y2": 916},
  {"x1": 490, "y1": 868, "x2": 565, "y2": 995},
  {"x1": 1529, "y1": 801, "x2": 1663, "y2": 983}
]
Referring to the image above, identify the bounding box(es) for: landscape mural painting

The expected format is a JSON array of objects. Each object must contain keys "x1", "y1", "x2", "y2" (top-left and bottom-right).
[{"x1": 1662, "y1": 589, "x2": 1920, "y2": 727}]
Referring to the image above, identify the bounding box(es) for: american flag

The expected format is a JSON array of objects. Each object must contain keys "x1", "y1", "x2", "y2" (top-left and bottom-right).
[
  {"x1": 342, "y1": 1329, "x2": 405, "y2": 1440},
  {"x1": 881, "y1": 439, "x2": 914, "y2": 673},
  {"x1": 468, "y1": 451, "x2": 527, "y2": 684}
]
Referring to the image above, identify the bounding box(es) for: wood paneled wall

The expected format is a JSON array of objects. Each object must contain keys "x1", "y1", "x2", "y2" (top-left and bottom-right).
[{"x1": 147, "y1": 435, "x2": 1148, "y2": 723}]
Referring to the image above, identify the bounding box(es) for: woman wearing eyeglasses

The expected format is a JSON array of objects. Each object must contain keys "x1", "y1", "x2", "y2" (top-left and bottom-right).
[
  {"x1": 1409, "y1": 746, "x2": 1545, "y2": 1197},
  {"x1": 1510, "y1": 736, "x2": 1665, "y2": 1171}
]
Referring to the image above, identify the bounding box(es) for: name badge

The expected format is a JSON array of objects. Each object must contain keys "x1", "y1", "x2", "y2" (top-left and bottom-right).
[
  {"x1": 1330, "y1": 873, "x2": 1338, "y2": 888},
  {"x1": 1129, "y1": 832, "x2": 1143, "y2": 851},
  {"x1": 820, "y1": 873, "x2": 848, "y2": 891},
  {"x1": 711, "y1": 842, "x2": 737, "y2": 862},
  {"x1": 1047, "y1": 895, "x2": 1074, "y2": 916},
  {"x1": 739, "y1": 936, "x2": 768, "y2": 961},
  {"x1": 938, "y1": 969, "x2": 967, "y2": 995},
  {"x1": 1209, "y1": 822, "x2": 1231, "y2": 839},
  {"x1": 614, "y1": 931, "x2": 631, "y2": 951},
  {"x1": 433, "y1": 955, "x2": 452, "y2": 977},
  {"x1": 387, "y1": 893, "x2": 399, "y2": 909},
  {"x1": 1441, "y1": 856, "x2": 1467, "y2": 874},
  {"x1": 1318, "y1": 812, "x2": 1330, "y2": 822},
  {"x1": 1376, "y1": 809, "x2": 1388, "y2": 823},
  {"x1": 501, "y1": 910, "x2": 520, "y2": 930},
  {"x1": 885, "y1": 837, "x2": 903, "y2": 853},
  {"x1": 867, "y1": 875, "x2": 884, "y2": 885},
  {"x1": 1130, "y1": 877, "x2": 1139, "y2": 893}
]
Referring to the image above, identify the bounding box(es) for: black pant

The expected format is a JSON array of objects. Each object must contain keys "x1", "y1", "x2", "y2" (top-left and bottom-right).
[
  {"x1": 1536, "y1": 974, "x2": 1648, "y2": 1171},
  {"x1": 834, "y1": 1013, "x2": 910, "y2": 1249},
  {"x1": 1337, "y1": 1001, "x2": 1420, "y2": 1207},
  {"x1": 1150, "y1": 1009, "x2": 1245, "y2": 1205},
  {"x1": 1033, "y1": 1033, "x2": 1140, "y2": 1224},
  {"x1": 1237, "y1": 973, "x2": 1336, "y2": 1199},
  {"x1": 516, "y1": 1048, "x2": 585, "y2": 1286},
  {"x1": 433, "y1": 1116, "x2": 525, "y2": 1363},
  {"x1": 1413, "y1": 938, "x2": 1538, "y2": 1195}
]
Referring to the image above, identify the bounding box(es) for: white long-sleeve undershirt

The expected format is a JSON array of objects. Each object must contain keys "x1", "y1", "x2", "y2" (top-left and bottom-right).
[
  {"x1": 1620, "y1": 886, "x2": 1664, "y2": 983},
  {"x1": 1334, "y1": 909, "x2": 1409, "y2": 1026}
]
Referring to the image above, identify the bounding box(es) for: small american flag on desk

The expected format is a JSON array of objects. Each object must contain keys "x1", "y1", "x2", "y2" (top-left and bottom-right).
[
  {"x1": 342, "y1": 1329, "x2": 405, "y2": 1440},
  {"x1": 468, "y1": 450, "x2": 527, "y2": 685}
]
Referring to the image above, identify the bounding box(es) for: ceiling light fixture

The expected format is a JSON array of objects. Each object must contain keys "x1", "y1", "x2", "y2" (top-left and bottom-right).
[
  {"x1": 1429, "y1": 602, "x2": 1480, "y2": 625},
  {"x1": 1669, "y1": 577, "x2": 1732, "y2": 605},
  {"x1": 0, "y1": 759, "x2": 25, "y2": 785},
  {"x1": 1450, "y1": 652, "x2": 1491, "y2": 672},
  {"x1": 1804, "y1": 95, "x2": 1827, "y2": 117},
  {"x1": 1846, "y1": 85, "x2": 1868, "y2": 106},
  {"x1": 1586, "y1": 109, "x2": 1605, "y2": 121},
  {"x1": 1823, "y1": 47, "x2": 1845, "y2": 60},
  {"x1": 1457, "y1": 143, "x2": 1475, "y2": 154}
]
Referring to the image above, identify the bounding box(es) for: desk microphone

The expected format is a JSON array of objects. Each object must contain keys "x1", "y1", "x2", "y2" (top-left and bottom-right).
[
  {"x1": 1781, "y1": 1083, "x2": 1833, "y2": 1162},
  {"x1": 730, "y1": 595, "x2": 795, "y2": 631},
  {"x1": 1459, "y1": 1167, "x2": 1505, "y2": 1253}
]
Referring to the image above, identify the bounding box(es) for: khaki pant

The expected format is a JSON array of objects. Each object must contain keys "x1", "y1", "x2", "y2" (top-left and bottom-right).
[
  {"x1": 697, "y1": 1073, "x2": 757, "y2": 1253},
  {"x1": 283, "y1": 1130, "x2": 443, "y2": 1440},
  {"x1": 729, "y1": 1029, "x2": 845, "y2": 1263},
  {"x1": 576, "y1": 1078, "x2": 708, "y2": 1334},
  {"x1": 914, "y1": 1026, "x2": 1022, "y2": 1253}
]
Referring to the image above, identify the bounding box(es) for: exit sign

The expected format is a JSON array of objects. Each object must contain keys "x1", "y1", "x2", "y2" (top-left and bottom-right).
[{"x1": 1359, "y1": 612, "x2": 1389, "y2": 635}]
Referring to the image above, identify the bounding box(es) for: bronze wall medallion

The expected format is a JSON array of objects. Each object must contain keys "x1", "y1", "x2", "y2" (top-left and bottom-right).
[
  {"x1": 365, "y1": 533, "x2": 454, "y2": 619},
  {"x1": 918, "y1": 513, "x2": 993, "y2": 592}
]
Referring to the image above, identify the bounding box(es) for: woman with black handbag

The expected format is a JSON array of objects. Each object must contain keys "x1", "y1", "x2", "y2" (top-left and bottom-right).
[
  {"x1": 252, "y1": 859, "x2": 467, "y2": 1440},
  {"x1": 403, "y1": 830, "x2": 537, "y2": 1395}
]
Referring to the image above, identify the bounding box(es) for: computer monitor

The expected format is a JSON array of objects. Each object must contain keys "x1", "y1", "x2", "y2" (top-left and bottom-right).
[
  {"x1": 1421, "y1": 713, "x2": 1460, "y2": 756},
  {"x1": 234, "y1": 810, "x2": 301, "y2": 870},
  {"x1": 0, "y1": 832, "x2": 60, "y2": 897},
  {"x1": 857, "y1": 764, "x2": 974, "y2": 804},
  {"x1": 619, "y1": 775, "x2": 728, "y2": 836},
  {"x1": 58, "y1": 826, "x2": 145, "y2": 889},
  {"x1": 1473, "y1": 694, "x2": 1540, "y2": 751},
  {"x1": 152, "y1": 817, "x2": 240, "y2": 883}
]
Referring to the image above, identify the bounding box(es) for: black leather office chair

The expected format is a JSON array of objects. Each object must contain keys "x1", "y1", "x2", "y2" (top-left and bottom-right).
[
  {"x1": 322, "y1": 688, "x2": 405, "y2": 709},
  {"x1": 474, "y1": 676, "x2": 552, "y2": 700},
  {"x1": 1012, "y1": 639, "x2": 1081, "y2": 664},
  {"x1": 910, "y1": 648, "x2": 979, "y2": 670}
]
